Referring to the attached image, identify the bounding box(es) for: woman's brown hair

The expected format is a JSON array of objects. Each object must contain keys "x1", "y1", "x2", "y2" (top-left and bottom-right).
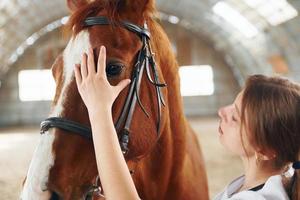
[{"x1": 240, "y1": 74, "x2": 300, "y2": 200}]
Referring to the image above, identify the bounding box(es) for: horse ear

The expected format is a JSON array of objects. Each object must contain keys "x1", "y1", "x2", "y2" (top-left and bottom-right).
[{"x1": 67, "y1": 0, "x2": 88, "y2": 12}]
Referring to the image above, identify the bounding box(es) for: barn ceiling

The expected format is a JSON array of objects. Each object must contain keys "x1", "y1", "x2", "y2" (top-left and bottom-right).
[{"x1": 0, "y1": 0, "x2": 299, "y2": 84}]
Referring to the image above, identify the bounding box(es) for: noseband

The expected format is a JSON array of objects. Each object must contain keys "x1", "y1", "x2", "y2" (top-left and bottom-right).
[{"x1": 40, "y1": 16, "x2": 167, "y2": 155}]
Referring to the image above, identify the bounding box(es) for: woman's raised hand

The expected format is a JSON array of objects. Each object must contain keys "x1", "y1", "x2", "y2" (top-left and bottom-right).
[{"x1": 74, "y1": 46, "x2": 131, "y2": 114}]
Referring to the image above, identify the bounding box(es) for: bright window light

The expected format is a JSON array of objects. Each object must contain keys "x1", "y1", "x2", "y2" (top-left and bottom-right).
[
  {"x1": 179, "y1": 65, "x2": 214, "y2": 96},
  {"x1": 243, "y1": 0, "x2": 298, "y2": 26},
  {"x1": 18, "y1": 69, "x2": 55, "y2": 101},
  {"x1": 213, "y1": 1, "x2": 259, "y2": 38},
  {"x1": 243, "y1": 0, "x2": 262, "y2": 7},
  {"x1": 168, "y1": 15, "x2": 180, "y2": 24}
]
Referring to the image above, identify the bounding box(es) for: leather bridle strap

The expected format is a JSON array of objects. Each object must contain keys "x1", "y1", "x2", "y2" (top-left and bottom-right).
[
  {"x1": 40, "y1": 117, "x2": 92, "y2": 140},
  {"x1": 84, "y1": 17, "x2": 151, "y2": 39}
]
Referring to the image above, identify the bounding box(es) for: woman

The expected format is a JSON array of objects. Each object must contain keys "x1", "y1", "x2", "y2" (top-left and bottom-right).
[
  {"x1": 215, "y1": 75, "x2": 300, "y2": 199},
  {"x1": 74, "y1": 46, "x2": 300, "y2": 200}
]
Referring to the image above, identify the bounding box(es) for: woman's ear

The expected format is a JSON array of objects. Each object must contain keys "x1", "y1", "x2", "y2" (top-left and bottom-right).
[
  {"x1": 255, "y1": 149, "x2": 276, "y2": 161},
  {"x1": 67, "y1": 0, "x2": 88, "y2": 12}
]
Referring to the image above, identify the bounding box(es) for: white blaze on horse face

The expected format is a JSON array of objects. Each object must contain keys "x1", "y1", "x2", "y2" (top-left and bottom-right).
[
  {"x1": 20, "y1": 131, "x2": 54, "y2": 199},
  {"x1": 20, "y1": 31, "x2": 91, "y2": 200}
]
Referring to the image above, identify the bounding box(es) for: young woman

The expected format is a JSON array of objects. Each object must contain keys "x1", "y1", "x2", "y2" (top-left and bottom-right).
[
  {"x1": 74, "y1": 46, "x2": 300, "y2": 200},
  {"x1": 215, "y1": 74, "x2": 300, "y2": 199}
]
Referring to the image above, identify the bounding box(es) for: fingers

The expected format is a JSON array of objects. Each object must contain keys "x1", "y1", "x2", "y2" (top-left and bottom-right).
[
  {"x1": 88, "y1": 47, "x2": 96, "y2": 74},
  {"x1": 74, "y1": 64, "x2": 82, "y2": 86},
  {"x1": 81, "y1": 53, "x2": 88, "y2": 78},
  {"x1": 116, "y1": 79, "x2": 131, "y2": 93},
  {"x1": 97, "y1": 46, "x2": 106, "y2": 76},
  {"x1": 78, "y1": 46, "x2": 105, "y2": 80},
  {"x1": 78, "y1": 47, "x2": 96, "y2": 80}
]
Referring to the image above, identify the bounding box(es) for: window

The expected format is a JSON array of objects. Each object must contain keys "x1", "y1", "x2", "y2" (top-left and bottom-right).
[
  {"x1": 179, "y1": 65, "x2": 214, "y2": 96},
  {"x1": 212, "y1": 1, "x2": 259, "y2": 38},
  {"x1": 18, "y1": 69, "x2": 55, "y2": 101},
  {"x1": 243, "y1": 0, "x2": 298, "y2": 26}
]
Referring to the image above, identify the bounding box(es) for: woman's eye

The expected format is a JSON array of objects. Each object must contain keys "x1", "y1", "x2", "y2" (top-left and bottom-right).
[{"x1": 106, "y1": 64, "x2": 124, "y2": 77}]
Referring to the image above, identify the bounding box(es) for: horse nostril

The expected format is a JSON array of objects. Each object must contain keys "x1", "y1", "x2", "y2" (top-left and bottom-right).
[{"x1": 50, "y1": 191, "x2": 61, "y2": 200}]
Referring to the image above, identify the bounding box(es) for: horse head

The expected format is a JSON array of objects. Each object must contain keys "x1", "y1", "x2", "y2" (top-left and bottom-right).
[{"x1": 20, "y1": 0, "x2": 172, "y2": 199}]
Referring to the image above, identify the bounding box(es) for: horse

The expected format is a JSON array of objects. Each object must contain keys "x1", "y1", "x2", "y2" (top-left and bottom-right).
[{"x1": 20, "y1": 0, "x2": 209, "y2": 199}]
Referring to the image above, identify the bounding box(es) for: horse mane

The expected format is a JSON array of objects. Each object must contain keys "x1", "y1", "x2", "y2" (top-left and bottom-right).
[{"x1": 65, "y1": 0, "x2": 157, "y2": 36}]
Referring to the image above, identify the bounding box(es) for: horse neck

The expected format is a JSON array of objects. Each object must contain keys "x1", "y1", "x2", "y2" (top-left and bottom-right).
[
  {"x1": 134, "y1": 28, "x2": 189, "y2": 196},
  {"x1": 149, "y1": 21, "x2": 187, "y2": 135}
]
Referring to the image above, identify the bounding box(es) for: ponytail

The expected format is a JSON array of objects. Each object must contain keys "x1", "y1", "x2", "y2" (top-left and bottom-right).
[{"x1": 290, "y1": 161, "x2": 300, "y2": 200}]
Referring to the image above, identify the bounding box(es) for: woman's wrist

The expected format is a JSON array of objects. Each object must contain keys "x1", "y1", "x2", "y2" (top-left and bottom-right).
[{"x1": 88, "y1": 106, "x2": 112, "y2": 122}]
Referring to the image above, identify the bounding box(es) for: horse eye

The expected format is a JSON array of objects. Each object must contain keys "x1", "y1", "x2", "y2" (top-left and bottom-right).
[{"x1": 106, "y1": 63, "x2": 124, "y2": 77}]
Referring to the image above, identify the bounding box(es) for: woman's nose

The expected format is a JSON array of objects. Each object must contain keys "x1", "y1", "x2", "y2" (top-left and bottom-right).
[
  {"x1": 218, "y1": 107, "x2": 225, "y2": 119},
  {"x1": 218, "y1": 106, "x2": 229, "y2": 122}
]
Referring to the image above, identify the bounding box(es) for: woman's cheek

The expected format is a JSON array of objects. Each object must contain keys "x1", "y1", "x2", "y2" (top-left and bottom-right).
[{"x1": 221, "y1": 127, "x2": 245, "y2": 155}]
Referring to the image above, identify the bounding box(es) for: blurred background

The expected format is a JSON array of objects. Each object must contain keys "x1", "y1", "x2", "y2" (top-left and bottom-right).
[{"x1": 0, "y1": 0, "x2": 299, "y2": 199}]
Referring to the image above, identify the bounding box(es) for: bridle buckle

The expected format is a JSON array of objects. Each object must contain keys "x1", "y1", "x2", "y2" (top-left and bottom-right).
[{"x1": 84, "y1": 175, "x2": 105, "y2": 200}]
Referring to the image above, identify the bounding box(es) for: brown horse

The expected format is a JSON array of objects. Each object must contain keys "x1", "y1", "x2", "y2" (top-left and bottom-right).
[{"x1": 20, "y1": 0, "x2": 208, "y2": 199}]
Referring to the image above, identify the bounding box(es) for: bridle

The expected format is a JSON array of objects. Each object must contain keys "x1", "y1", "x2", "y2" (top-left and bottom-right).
[
  {"x1": 40, "y1": 16, "x2": 167, "y2": 199},
  {"x1": 41, "y1": 16, "x2": 166, "y2": 153}
]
